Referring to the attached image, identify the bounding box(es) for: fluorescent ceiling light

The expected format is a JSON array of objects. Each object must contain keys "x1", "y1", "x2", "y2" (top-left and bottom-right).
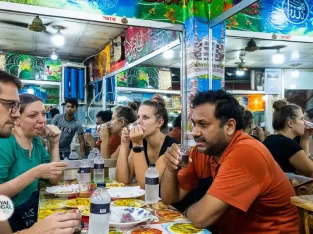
[
  {"x1": 291, "y1": 69, "x2": 299, "y2": 78},
  {"x1": 163, "y1": 50, "x2": 174, "y2": 59},
  {"x1": 272, "y1": 51, "x2": 285, "y2": 64},
  {"x1": 52, "y1": 29, "x2": 64, "y2": 47},
  {"x1": 236, "y1": 70, "x2": 245, "y2": 76}
]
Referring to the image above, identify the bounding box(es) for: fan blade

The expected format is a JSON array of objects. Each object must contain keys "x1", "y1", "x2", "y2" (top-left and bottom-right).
[
  {"x1": 43, "y1": 30, "x2": 52, "y2": 35},
  {"x1": 44, "y1": 22, "x2": 54, "y2": 27},
  {"x1": 0, "y1": 20, "x2": 28, "y2": 28},
  {"x1": 258, "y1": 45, "x2": 287, "y2": 50}
]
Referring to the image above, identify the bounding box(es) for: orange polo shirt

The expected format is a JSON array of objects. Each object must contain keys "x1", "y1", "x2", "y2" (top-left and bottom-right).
[{"x1": 178, "y1": 130, "x2": 298, "y2": 234}]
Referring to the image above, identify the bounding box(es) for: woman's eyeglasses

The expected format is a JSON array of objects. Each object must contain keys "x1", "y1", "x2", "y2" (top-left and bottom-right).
[{"x1": 0, "y1": 98, "x2": 21, "y2": 114}]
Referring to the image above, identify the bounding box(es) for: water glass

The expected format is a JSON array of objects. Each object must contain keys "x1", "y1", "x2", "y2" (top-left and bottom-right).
[
  {"x1": 305, "y1": 120, "x2": 313, "y2": 129},
  {"x1": 128, "y1": 122, "x2": 138, "y2": 130},
  {"x1": 178, "y1": 144, "x2": 190, "y2": 168}
]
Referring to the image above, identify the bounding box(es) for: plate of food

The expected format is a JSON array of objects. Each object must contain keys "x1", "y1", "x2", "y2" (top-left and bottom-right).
[
  {"x1": 46, "y1": 184, "x2": 79, "y2": 197},
  {"x1": 155, "y1": 209, "x2": 183, "y2": 221},
  {"x1": 110, "y1": 207, "x2": 152, "y2": 228},
  {"x1": 111, "y1": 199, "x2": 145, "y2": 208},
  {"x1": 163, "y1": 223, "x2": 210, "y2": 234},
  {"x1": 77, "y1": 206, "x2": 90, "y2": 217},
  {"x1": 106, "y1": 182, "x2": 125, "y2": 189},
  {"x1": 151, "y1": 201, "x2": 171, "y2": 210},
  {"x1": 108, "y1": 186, "x2": 145, "y2": 199},
  {"x1": 38, "y1": 209, "x2": 68, "y2": 220},
  {"x1": 109, "y1": 227, "x2": 123, "y2": 234},
  {"x1": 127, "y1": 226, "x2": 164, "y2": 234},
  {"x1": 39, "y1": 199, "x2": 66, "y2": 210},
  {"x1": 65, "y1": 198, "x2": 90, "y2": 208}
]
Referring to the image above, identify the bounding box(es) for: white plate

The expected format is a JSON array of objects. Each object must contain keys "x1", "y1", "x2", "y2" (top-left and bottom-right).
[
  {"x1": 110, "y1": 207, "x2": 152, "y2": 228},
  {"x1": 46, "y1": 185, "x2": 79, "y2": 197},
  {"x1": 108, "y1": 186, "x2": 145, "y2": 199}
]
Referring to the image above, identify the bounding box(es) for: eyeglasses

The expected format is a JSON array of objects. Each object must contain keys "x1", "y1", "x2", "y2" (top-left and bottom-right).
[{"x1": 0, "y1": 98, "x2": 21, "y2": 114}]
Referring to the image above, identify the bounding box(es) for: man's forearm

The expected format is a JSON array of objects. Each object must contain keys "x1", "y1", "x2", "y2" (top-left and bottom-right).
[{"x1": 161, "y1": 167, "x2": 180, "y2": 205}]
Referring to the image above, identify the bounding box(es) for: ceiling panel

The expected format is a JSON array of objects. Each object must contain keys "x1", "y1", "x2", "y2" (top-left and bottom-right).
[
  {"x1": 76, "y1": 37, "x2": 109, "y2": 49},
  {"x1": 0, "y1": 11, "x2": 127, "y2": 60},
  {"x1": 71, "y1": 47, "x2": 98, "y2": 56},
  {"x1": 83, "y1": 24, "x2": 125, "y2": 39}
]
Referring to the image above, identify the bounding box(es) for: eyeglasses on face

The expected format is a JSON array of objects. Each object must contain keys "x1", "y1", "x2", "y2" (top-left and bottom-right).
[{"x1": 0, "y1": 98, "x2": 21, "y2": 114}]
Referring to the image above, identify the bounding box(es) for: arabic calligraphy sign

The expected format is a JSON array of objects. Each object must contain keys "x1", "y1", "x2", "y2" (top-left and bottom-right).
[{"x1": 124, "y1": 26, "x2": 178, "y2": 64}]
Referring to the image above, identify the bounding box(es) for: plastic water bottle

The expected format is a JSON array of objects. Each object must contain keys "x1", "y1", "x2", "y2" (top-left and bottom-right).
[
  {"x1": 145, "y1": 163, "x2": 159, "y2": 204},
  {"x1": 88, "y1": 182, "x2": 111, "y2": 234},
  {"x1": 77, "y1": 159, "x2": 91, "y2": 195},
  {"x1": 91, "y1": 147, "x2": 100, "y2": 154},
  {"x1": 87, "y1": 151, "x2": 97, "y2": 161},
  {"x1": 94, "y1": 154, "x2": 104, "y2": 184},
  {"x1": 69, "y1": 149, "x2": 79, "y2": 160}
]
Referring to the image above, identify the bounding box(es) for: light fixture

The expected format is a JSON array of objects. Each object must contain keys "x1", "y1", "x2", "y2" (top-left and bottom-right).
[
  {"x1": 290, "y1": 64, "x2": 300, "y2": 78},
  {"x1": 50, "y1": 50, "x2": 58, "y2": 60},
  {"x1": 52, "y1": 28, "x2": 64, "y2": 47},
  {"x1": 291, "y1": 69, "x2": 299, "y2": 78},
  {"x1": 27, "y1": 88, "x2": 35, "y2": 94},
  {"x1": 163, "y1": 50, "x2": 174, "y2": 59},
  {"x1": 236, "y1": 70, "x2": 245, "y2": 76},
  {"x1": 272, "y1": 50, "x2": 285, "y2": 64},
  {"x1": 291, "y1": 51, "x2": 299, "y2": 60}
]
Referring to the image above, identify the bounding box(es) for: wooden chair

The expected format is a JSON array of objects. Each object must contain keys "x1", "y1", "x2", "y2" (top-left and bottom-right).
[{"x1": 287, "y1": 173, "x2": 313, "y2": 233}]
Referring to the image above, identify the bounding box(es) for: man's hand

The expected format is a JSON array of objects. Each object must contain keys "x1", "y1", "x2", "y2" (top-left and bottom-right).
[
  {"x1": 24, "y1": 212, "x2": 81, "y2": 234},
  {"x1": 44, "y1": 125, "x2": 61, "y2": 145},
  {"x1": 163, "y1": 143, "x2": 181, "y2": 171}
]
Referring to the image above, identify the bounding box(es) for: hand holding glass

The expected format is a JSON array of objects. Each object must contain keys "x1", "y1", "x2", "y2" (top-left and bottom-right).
[{"x1": 178, "y1": 144, "x2": 190, "y2": 168}]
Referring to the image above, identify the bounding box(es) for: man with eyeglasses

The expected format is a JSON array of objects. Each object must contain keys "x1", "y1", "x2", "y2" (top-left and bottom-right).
[{"x1": 0, "y1": 70, "x2": 81, "y2": 234}]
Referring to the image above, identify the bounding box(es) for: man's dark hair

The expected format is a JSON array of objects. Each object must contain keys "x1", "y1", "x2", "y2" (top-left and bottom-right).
[
  {"x1": 96, "y1": 110, "x2": 112, "y2": 122},
  {"x1": 174, "y1": 114, "x2": 181, "y2": 128},
  {"x1": 192, "y1": 90, "x2": 244, "y2": 130},
  {"x1": 50, "y1": 108, "x2": 60, "y2": 118},
  {"x1": 0, "y1": 70, "x2": 22, "y2": 91},
  {"x1": 65, "y1": 98, "x2": 79, "y2": 108}
]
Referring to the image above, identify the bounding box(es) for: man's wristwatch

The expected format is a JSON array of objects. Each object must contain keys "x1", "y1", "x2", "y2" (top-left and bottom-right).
[{"x1": 133, "y1": 146, "x2": 144, "y2": 153}]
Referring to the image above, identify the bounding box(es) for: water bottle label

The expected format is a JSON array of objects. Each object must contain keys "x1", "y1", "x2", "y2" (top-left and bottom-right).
[
  {"x1": 90, "y1": 203, "x2": 110, "y2": 214},
  {"x1": 145, "y1": 177, "x2": 159, "y2": 185},
  {"x1": 78, "y1": 167, "x2": 91, "y2": 173},
  {"x1": 94, "y1": 163, "x2": 104, "y2": 169}
]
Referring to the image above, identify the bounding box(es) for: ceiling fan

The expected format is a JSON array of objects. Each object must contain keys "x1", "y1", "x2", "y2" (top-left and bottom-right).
[
  {"x1": 0, "y1": 15, "x2": 54, "y2": 34},
  {"x1": 229, "y1": 38, "x2": 287, "y2": 53}
]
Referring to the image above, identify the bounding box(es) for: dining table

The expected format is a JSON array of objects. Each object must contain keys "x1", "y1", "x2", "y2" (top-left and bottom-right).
[{"x1": 38, "y1": 180, "x2": 212, "y2": 234}]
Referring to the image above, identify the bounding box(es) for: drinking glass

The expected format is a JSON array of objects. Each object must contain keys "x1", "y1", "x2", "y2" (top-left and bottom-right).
[
  {"x1": 178, "y1": 144, "x2": 190, "y2": 168},
  {"x1": 128, "y1": 122, "x2": 138, "y2": 130},
  {"x1": 305, "y1": 120, "x2": 313, "y2": 129}
]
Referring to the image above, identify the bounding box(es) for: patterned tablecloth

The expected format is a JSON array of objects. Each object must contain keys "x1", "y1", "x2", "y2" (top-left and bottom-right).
[{"x1": 39, "y1": 182, "x2": 211, "y2": 234}]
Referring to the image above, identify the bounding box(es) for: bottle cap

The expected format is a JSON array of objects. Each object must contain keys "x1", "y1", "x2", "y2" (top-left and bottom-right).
[
  {"x1": 97, "y1": 182, "x2": 106, "y2": 188},
  {"x1": 149, "y1": 163, "x2": 156, "y2": 167}
]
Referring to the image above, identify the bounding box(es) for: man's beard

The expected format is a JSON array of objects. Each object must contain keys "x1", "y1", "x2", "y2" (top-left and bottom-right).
[
  {"x1": 195, "y1": 130, "x2": 229, "y2": 156},
  {"x1": 0, "y1": 126, "x2": 13, "y2": 138}
]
